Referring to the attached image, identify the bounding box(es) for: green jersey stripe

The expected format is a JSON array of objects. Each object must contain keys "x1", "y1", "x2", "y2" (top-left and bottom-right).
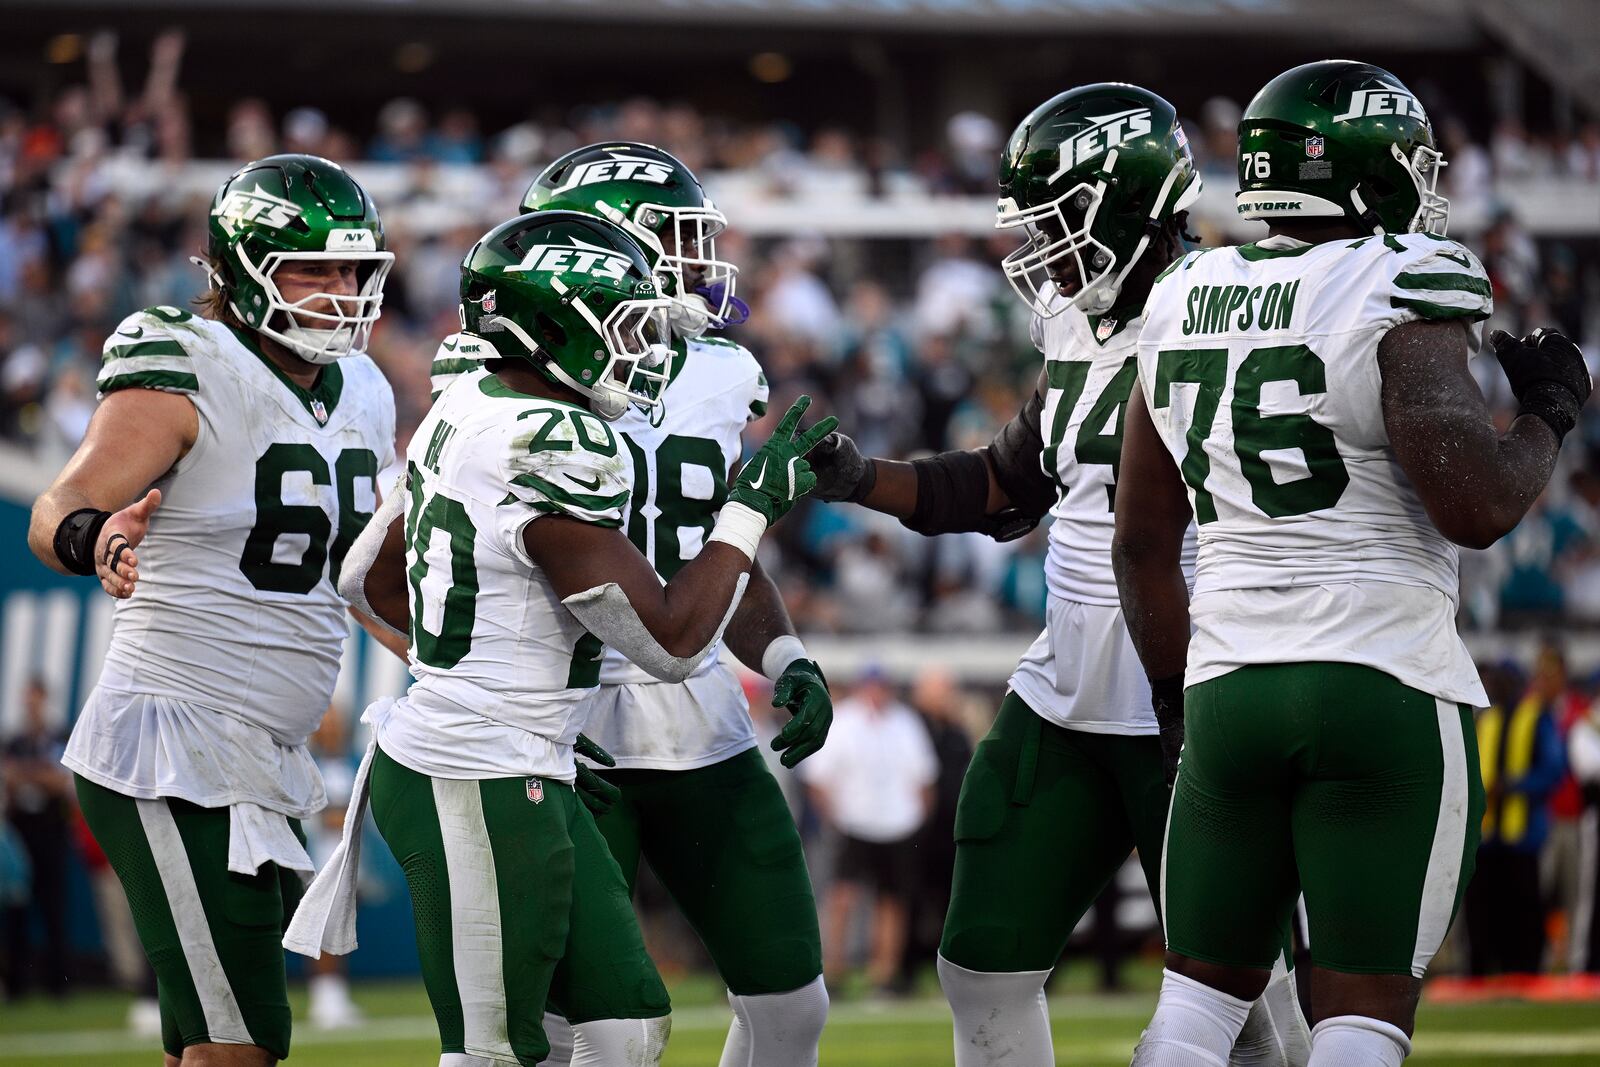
[
  {"x1": 103, "y1": 339, "x2": 188, "y2": 364},
  {"x1": 1393, "y1": 271, "x2": 1492, "y2": 298},
  {"x1": 98, "y1": 370, "x2": 200, "y2": 394},
  {"x1": 510, "y1": 471, "x2": 629, "y2": 513},
  {"x1": 430, "y1": 357, "x2": 479, "y2": 377},
  {"x1": 529, "y1": 499, "x2": 623, "y2": 528},
  {"x1": 1389, "y1": 296, "x2": 1490, "y2": 321}
]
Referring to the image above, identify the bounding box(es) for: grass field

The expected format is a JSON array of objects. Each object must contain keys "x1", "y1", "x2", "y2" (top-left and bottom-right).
[{"x1": 4, "y1": 968, "x2": 1600, "y2": 1066}]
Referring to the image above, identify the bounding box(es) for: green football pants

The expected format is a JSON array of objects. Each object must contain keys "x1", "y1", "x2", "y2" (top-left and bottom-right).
[
  {"x1": 369, "y1": 746, "x2": 668, "y2": 1067},
  {"x1": 588, "y1": 746, "x2": 822, "y2": 996},
  {"x1": 940, "y1": 692, "x2": 1169, "y2": 973},
  {"x1": 1164, "y1": 663, "x2": 1484, "y2": 977},
  {"x1": 75, "y1": 776, "x2": 304, "y2": 1061}
]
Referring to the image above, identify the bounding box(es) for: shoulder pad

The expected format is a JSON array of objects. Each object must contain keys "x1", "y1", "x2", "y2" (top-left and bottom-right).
[{"x1": 98, "y1": 307, "x2": 204, "y2": 396}]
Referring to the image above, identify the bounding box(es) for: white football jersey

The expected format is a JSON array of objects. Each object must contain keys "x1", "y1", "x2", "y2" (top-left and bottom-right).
[
  {"x1": 376, "y1": 364, "x2": 633, "y2": 781},
  {"x1": 586, "y1": 337, "x2": 769, "y2": 769},
  {"x1": 1007, "y1": 296, "x2": 1197, "y2": 734},
  {"x1": 1135, "y1": 232, "x2": 1493, "y2": 705},
  {"x1": 428, "y1": 334, "x2": 771, "y2": 771},
  {"x1": 87, "y1": 306, "x2": 395, "y2": 746}
]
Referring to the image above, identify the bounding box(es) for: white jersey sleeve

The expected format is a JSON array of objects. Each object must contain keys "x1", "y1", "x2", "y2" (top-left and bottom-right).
[
  {"x1": 1375, "y1": 236, "x2": 1493, "y2": 344},
  {"x1": 430, "y1": 332, "x2": 492, "y2": 401},
  {"x1": 98, "y1": 307, "x2": 206, "y2": 398},
  {"x1": 499, "y1": 402, "x2": 631, "y2": 546}
]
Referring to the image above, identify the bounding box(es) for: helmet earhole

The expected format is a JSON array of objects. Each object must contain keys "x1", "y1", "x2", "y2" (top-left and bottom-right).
[
  {"x1": 1075, "y1": 193, "x2": 1090, "y2": 210},
  {"x1": 1092, "y1": 251, "x2": 1110, "y2": 268}
]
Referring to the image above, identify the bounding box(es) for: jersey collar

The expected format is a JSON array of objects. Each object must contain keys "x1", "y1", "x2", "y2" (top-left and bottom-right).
[
  {"x1": 1237, "y1": 234, "x2": 1316, "y2": 261},
  {"x1": 228, "y1": 324, "x2": 343, "y2": 424}
]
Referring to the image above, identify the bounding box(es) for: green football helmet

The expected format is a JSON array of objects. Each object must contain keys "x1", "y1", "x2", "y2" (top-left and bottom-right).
[
  {"x1": 997, "y1": 83, "x2": 1201, "y2": 318},
  {"x1": 458, "y1": 210, "x2": 671, "y2": 421},
  {"x1": 1236, "y1": 60, "x2": 1448, "y2": 235},
  {"x1": 201, "y1": 154, "x2": 392, "y2": 363},
  {"x1": 522, "y1": 142, "x2": 737, "y2": 338}
]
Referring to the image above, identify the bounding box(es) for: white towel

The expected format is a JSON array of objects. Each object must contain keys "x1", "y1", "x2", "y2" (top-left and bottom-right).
[
  {"x1": 229, "y1": 802, "x2": 315, "y2": 880},
  {"x1": 282, "y1": 704, "x2": 386, "y2": 958}
]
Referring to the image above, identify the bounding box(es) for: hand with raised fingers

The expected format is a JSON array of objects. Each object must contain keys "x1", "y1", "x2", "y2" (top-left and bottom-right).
[
  {"x1": 727, "y1": 395, "x2": 839, "y2": 525},
  {"x1": 95, "y1": 489, "x2": 161, "y2": 600}
]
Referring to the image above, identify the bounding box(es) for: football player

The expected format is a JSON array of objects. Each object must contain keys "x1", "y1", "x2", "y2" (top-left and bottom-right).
[
  {"x1": 806, "y1": 84, "x2": 1308, "y2": 1067},
  {"x1": 1114, "y1": 61, "x2": 1591, "y2": 1066},
  {"x1": 28, "y1": 154, "x2": 396, "y2": 1066},
  {"x1": 304, "y1": 210, "x2": 834, "y2": 1067},
  {"x1": 518, "y1": 144, "x2": 833, "y2": 1067}
]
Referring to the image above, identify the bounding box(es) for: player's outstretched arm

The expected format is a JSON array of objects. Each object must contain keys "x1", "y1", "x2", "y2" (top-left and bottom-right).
[
  {"x1": 1379, "y1": 322, "x2": 1591, "y2": 549},
  {"x1": 536, "y1": 395, "x2": 835, "y2": 681},
  {"x1": 29, "y1": 389, "x2": 197, "y2": 594},
  {"x1": 1112, "y1": 388, "x2": 1194, "y2": 783},
  {"x1": 808, "y1": 368, "x2": 1055, "y2": 542}
]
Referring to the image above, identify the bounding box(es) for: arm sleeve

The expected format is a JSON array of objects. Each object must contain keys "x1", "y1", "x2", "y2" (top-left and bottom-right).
[
  {"x1": 561, "y1": 572, "x2": 749, "y2": 684},
  {"x1": 97, "y1": 308, "x2": 201, "y2": 397},
  {"x1": 336, "y1": 472, "x2": 408, "y2": 635},
  {"x1": 985, "y1": 369, "x2": 1056, "y2": 522}
]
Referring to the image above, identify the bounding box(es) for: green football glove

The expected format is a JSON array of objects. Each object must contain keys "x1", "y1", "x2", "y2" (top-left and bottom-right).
[
  {"x1": 770, "y1": 659, "x2": 833, "y2": 768},
  {"x1": 573, "y1": 733, "x2": 620, "y2": 817},
  {"x1": 728, "y1": 395, "x2": 838, "y2": 525}
]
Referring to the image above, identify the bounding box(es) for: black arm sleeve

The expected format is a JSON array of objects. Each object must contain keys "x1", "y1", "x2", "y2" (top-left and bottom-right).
[
  {"x1": 985, "y1": 385, "x2": 1056, "y2": 521},
  {"x1": 901, "y1": 382, "x2": 1055, "y2": 543}
]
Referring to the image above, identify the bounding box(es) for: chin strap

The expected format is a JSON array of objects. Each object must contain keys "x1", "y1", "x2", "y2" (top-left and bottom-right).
[{"x1": 1349, "y1": 185, "x2": 1386, "y2": 236}]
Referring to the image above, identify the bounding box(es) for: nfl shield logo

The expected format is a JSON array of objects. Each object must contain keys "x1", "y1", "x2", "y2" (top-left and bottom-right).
[
  {"x1": 1305, "y1": 137, "x2": 1326, "y2": 159},
  {"x1": 482, "y1": 289, "x2": 497, "y2": 314},
  {"x1": 310, "y1": 398, "x2": 328, "y2": 424},
  {"x1": 526, "y1": 777, "x2": 544, "y2": 804}
]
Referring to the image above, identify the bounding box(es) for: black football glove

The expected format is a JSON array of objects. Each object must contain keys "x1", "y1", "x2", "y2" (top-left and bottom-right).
[
  {"x1": 806, "y1": 431, "x2": 877, "y2": 503},
  {"x1": 1149, "y1": 674, "x2": 1185, "y2": 789},
  {"x1": 1490, "y1": 327, "x2": 1592, "y2": 443}
]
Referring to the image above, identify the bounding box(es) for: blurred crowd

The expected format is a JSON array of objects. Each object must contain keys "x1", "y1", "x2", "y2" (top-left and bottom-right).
[{"x1": 3, "y1": 31, "x2": 1600, "y2": 634}]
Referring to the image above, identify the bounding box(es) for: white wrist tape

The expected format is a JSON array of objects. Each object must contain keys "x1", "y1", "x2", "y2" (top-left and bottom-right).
[
  {"x1": 337, "y1": 474, "x2": 408, "y2": 639},
  {"x1": 562, "y1": 572, "x2": 749, "y2": 684},
  {"x1": 761, "y1": 635, "x2": 810, "y2": 681},
  {"x1": 707, "y1": 501, "x2": 768, "y2": 563}
]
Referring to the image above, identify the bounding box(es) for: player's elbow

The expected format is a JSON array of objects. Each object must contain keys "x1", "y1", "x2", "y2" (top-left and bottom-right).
[
  {"x1": 335, "y1": 568, "x2": 365, "y2": 605},
  {"x1": 1425, "y1": 498, "x2": 1522, "y2": 550}
]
